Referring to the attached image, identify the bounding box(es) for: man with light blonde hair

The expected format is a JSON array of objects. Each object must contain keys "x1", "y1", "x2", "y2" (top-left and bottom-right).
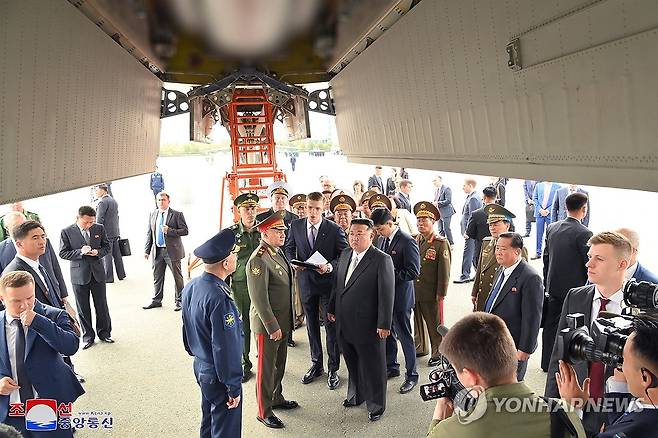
[{"x1": 616, "y1": 228, "x2": 658, "y2": 283}]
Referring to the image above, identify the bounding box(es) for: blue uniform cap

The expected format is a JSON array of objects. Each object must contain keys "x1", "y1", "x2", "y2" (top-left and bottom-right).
[{"x1": 194, "y1": 228, "x2": 237, "y2": 264}]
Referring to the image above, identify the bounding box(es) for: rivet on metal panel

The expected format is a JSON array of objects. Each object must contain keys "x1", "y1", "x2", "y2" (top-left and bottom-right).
[{"x1": 506, "y1": 38, "x2": 521, "y2": 71}]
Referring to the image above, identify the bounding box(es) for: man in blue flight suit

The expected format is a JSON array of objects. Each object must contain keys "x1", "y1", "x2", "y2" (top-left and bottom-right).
[{"x1": 182, "y1": 229, "x2": 243, "y2": 438}]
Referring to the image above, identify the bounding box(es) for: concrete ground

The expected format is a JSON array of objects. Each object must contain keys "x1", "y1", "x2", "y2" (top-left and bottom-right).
[{"x1": 9, "y1": 152, "x2": 658, "y2": 437}]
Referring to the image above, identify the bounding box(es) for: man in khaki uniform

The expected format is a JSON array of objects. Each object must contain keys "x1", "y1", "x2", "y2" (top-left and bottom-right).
[
  {"x1": 246, "y1": 211, "x2": 298, "y2": 429},
  {"x1": 330, "y1": 194, "x2": 356, "y2": 232},
  {"x1": 288, "y1": 194, "x2": 307, "y2": 328},
  {"x1": 471, "y1": 205, "x2": 527, "y2": 311},
  {"x1": 228, "y1": 193, "x2": 260, "y2": 382},
  {"x1": 412, "y1": 202, "x2": 451, "y2": 366}
]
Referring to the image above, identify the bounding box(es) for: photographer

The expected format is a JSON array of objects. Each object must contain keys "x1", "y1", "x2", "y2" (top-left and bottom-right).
[
  {"x1": 556, "y1": 316, "x2": 658, "y2": 437},
  {"x1": 427, "y1": 312, "x2": 585, "y2": 437}
]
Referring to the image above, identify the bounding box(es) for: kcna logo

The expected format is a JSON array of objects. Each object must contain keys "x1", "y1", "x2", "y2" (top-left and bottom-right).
[{"x1": 25, "y1": 399, "x2": 58, "y2": 431}]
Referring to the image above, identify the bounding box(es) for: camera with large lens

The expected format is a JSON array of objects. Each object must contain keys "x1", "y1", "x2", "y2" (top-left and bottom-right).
[
  {"x1": 557, "y1": 313, "x2": 634, "y2": 367},
  {"x1": 623, "y1": 280, "x2": 658, "y2": 312},
  {"x1": 419, "y1": 354, "x2": 476, "y2": 411}
]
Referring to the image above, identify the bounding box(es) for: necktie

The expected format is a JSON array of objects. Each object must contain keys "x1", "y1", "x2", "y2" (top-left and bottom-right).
[
  {"x1": 157, "y1": 211, "x2": 165, "y2": 247},
  {"x1": 308, "y1": 225, "x2": 317, "y2": 248},
  {"x1": 38, "y1": 265, "x2": 62, "y2": 308},
  {"x1": 82, "y1": 229, "x2": 90, "y2": 245},
  {"x1": 345, "y1": 255, "x2": 359, "y2": 285},
  {"x1": 484, "y1": 271, "x2": 506, "y2": 312},
  {"x1": 435, "y1": 188, "x2": 441, "y2": 202},
  {"x1": 382, "y1": 237, "x2": 391, "y2": 253},
  {"x1": 589, "y1": 298, "x2": 610, "y2": 400},
  {"x1": 13, "y1": 319, "x2": 34, "y2": 402}
]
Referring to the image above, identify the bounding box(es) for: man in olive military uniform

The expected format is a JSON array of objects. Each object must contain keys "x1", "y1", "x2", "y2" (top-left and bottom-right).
[
  {"x1": 289, "y1": 194, "x2": 308, "y2": 219},
  {"x1": 246, "y1": 211, "x2": 298, "y2": 429},
  {"x1": 228, "y1": 193, "x2": 260, "y2": 383},
  {"x1": 182, "y1": 228, "x2": 243, "y2": 438},
  {"x1": 256, "y1": 182, "x2": 299, "y2": 347},
  {"x1": 412, "y1": 202, "x2": 451, "y2": 366},
  {"x1": 471, "y1": 204, "x2": 527, "y2": 311},
  {"x1": 288, "y1": 194, "x2": 307, "y2": 328},
  {"x1": 330, "y1": 194, "x2": 356, "y2": 232}
]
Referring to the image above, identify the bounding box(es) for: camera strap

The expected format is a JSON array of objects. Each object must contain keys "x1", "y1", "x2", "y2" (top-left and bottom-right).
[{"x1": 540, "y1": 397, "x2": 578, "y2": 438}]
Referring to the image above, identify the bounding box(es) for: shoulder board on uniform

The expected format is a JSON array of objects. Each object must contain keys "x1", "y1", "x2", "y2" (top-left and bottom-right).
[
  {"x1": 434, "y1": 233, "x2": 447, "y2": 241},
  {"x1": 228, "y1": 223, "x2": 239, "y2": 230},
  {"x1": 483, "y1": 236, "x2": 494, "y2": 242},
  {"x1": 256, "y1": 246, "x2": 267, "y2": 257}
]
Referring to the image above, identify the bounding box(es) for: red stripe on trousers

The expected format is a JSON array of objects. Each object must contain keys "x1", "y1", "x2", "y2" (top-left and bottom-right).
[
  {"x1": 438, "y1": 299, "x2": 444, "y2": 324},
  {"x1": 256, "y1": 333, "x2": 265, "y2": 419}
]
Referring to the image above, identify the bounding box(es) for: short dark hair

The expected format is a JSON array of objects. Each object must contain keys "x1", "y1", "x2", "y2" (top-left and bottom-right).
[
  {"x1": 399, "y1": 179, "x2": 412, "y2": 189},
  {"x1": 307, "y1": 192, "x2": 323, "y2": 202},
  {"x1": 482, "y1": 186, "x2": 497, "y2": 199},
  {"x1": 12, "y1": 220, "x2": 43, "y2": 241},
  {"x1": 440, "y1": 312, "x2": 518, "y2": 386},
  {"x1": 498, "y1": 232, "x2": 523, "y2": 249},
  {"x1": 566, "y1": 192, "x2": 588, "y2": 212},
  {"x1": 0, "y1": 271, "x2": 34, "y2": 292},
  {"x1": 350, "y1": 218, "x2": 374, "y2": 229},
  {"x1": 96, "y1": 184, "x2": 108, "y2": 192},
  {"x1": 630, "y1": 317, "x2": 658, "y2": 371},
  {"x1": 78, "y1": 205, "x2": 96, "y2": 217},
  {"x1": 370, "y1": 208, "x2": 393, "y2": 225}
]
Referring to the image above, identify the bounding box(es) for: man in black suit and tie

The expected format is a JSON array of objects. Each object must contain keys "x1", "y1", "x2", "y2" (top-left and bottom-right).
[
  {"x1": 371, "y1": 208, "x2": 421, "y2": 394},
  {"x1": 328, "y1": 218, "x2": 395, "y2": 422},
  {"x1": 545, "y1": 231, "x2": 632, "y2": 435},
  {"x1": 367, "y1": 166, "x2": 385, "y2": 193},
  {"x1": 432, "y1": 175, "x2": 456, "y2": 245},
  {"x1": 285, "y1": 192, "x2": 348, "y2": 390},
  {"x1": 455, "y1": 179, "x2": 483, "y2": 283},
  {"x1": 143, "y1": 191, "x2": 188, "y2": 311},
  {"x1": 484, "y1": 232, "x2": 543, "y2": 381},
  {"x1": 95, "y1": 184, "x2": 125, "y2": 283},
  {"x1": 466, "y1": 186, "x2": 497, "y2": 266},
  {"x1": 393, "y1": 180, "x2": 413, "y2": 212},
  {"x1": 541, "y1": 192, "x2": 592, "y2": 371},
  {"x1": 60, "y1": 205, "x2": 113, "y2": 350}
]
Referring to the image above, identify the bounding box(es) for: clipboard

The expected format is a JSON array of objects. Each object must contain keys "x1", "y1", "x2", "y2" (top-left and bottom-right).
[{"x1": 290, "y1": 260, "x2": 322, "y2": 270}]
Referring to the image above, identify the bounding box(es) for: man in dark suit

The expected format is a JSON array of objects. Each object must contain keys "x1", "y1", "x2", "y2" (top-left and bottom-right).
[
  {"x1": 0, "y1": 271, "x2": 84, "y2": 437},
  {"x1": 371, "y1": 208, "x2": 421, "y2": 394},
  {"x1": 432, "y1": 175, "x2": 456, "y2": 245},
  {"x1": 285, "y1": 192, "x2": 348, "y2": 390},
  {"x1": 455, "y1": 178, "x2": 482, "y2": 283},
  {"x1": 466, "y1": 186, "x2": 497, "y2": 266},
  {"x1": 541, "y1": 192, "x2": 592, "y2": 371},
  {"x1": 60, "y1": 206, "x2": 113, "y2": 350},
  {"x1": 95, "y1": 184, "x2": 125, "y2": 283},
  {"x1": 393, "y1": 180, "x2": 413, "y2": 212},
  {"x1": 143, "y1": 191, "x2": 188, "y2": 311},
  {"x1": 551, "y1": 184, "x2": 590, "y2": 226},
  {"x1": 484, "y1": 232, "x2": 543, "y2": 381},
  {"x1": 367, "y1": 166, "x2": 385, "y2": 193},
  {"x1": 616, "y1": 228, "x2": 658, "y2": 283},
  {"x1": 545, "y1": 231, "x2": 632, "y2": 435},
  {"x1": 328, "y1": 218, "x2": 395, "y2": 422}
]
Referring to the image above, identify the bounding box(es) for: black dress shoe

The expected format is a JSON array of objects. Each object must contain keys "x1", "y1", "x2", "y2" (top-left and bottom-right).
[
  {"x1": 453, "y1": 277, "x2": 472, "y2": 284},
  {"x1": 327, "y1": 371, "x2": 340, "y2": 390},
  {"x1": 531, "y1": 254, "x2": 542, "y2": 260},
  {"x1": 399, "y1": 379, "x2": 417, "y2": 394},
  {"x1": 142, "y1": 302, "x2": 162, "y2": 310},
  {"x1": 100, "y1": 337, "x2": 114, "y2": 343},
  {"x1": 386, "y1": 369, "x2": 400, "y2": 379},
  {"x1": 174, "y1": 303, "x2": 182, "y2": 311},
  {"x1": 257, "y1": 415, "x2": 285, "y2": 429},
  {"x1": 242, "y1": 370, "x2": 253, "y2": 383},
  {"x1": 302, "y1": 365, "x2": 324, "y2": 384},
  {"x1": 82, "y1": 341, "x2": 94, "y2": 350},
  {"x1": 272, "y1": 400, "x2": 299, "y2": 410},
  {"x1": 342, "y1": 399, "x2": 362, "y2": 407},
  {"x1": 287, "y1": 338, "x2": 296, "y2": 347},
  {"x1": 427, "y1": 357, "x2": 442, "y2": 367},
  {"x1": 75, "y1": 373, "x2": 85, "y2": 383},
  {"x1": 368, "y1": 410, "x2": 384, "y2": 422},
  {"x1": 522, "y1": 234, "x2": 530, "y2": 238}
]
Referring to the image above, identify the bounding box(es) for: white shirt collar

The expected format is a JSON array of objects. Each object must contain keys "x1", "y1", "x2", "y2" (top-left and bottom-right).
[
  {"x1": 593, "y1": 286, "x2": 624, "y2": 306},
  {"x1": 625, "y1": 263, "x2": 638, "y2": 281},
  {"x1": 353, "y1": 246, "x2": 370, "y2": 260},
  {"x1": 307, "y1": 218, "x2": 322, "y2": 231},
  {"x1": 16, "y1": 254, "x2": 40, "y2": 272},
  {"x1": 387, "y1": 227, "x2": 398, "y2": 242},
  {"x1": 501, "y1": 258, "x2": 522, "y2": 278}
]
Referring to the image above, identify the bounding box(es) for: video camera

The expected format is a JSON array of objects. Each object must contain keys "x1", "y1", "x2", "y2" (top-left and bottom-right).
[
  {"x1": 419, "y1": 326, "x2": 476, "y2": 412},
  {"x1": 556, "y1": 280, "x2": 658, "y2": 366}
]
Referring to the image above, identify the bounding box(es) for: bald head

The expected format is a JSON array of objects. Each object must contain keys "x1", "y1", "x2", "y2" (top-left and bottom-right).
[{"x1": 3, "y1": 212, "x2": 26, "y2": 238}]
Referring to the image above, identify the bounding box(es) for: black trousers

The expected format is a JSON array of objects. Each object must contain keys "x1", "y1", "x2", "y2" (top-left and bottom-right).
[
  {"x1": 340, "y1": 334, "x2": 387, "y2": 414},
  {"x1": 73, "y1": 277, "x2": 111, "y2": 343},
  {"x1": 303, "y1": 292, "x2": 340, "y2": 372},
  {"x1": 151, "y1": 247, "x2": 184, "y2": 304},
  {"x1": 103, "y1": 237, "x2": 126, "y2": 282},
  {"x1": 385, "y1": 308, "x2": 418, "y2": 381},
  {"x1": 541, "y1": 295, "x2": 564, "y2": 370}
]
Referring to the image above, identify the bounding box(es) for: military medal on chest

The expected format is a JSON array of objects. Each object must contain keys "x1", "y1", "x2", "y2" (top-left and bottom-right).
[{"x1": 425, "y1": 247, "x2": 437, "y2": 261}]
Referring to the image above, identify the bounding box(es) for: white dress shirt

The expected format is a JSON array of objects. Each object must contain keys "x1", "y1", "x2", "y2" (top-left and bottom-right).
[
  {"x1": 591, "y1": 286, "x2": 624, "y2": 324},
  {"x1": 625, "y1": 263, "x2": 638, "y2": 281},
  {"x1": 5, "y1": 315, "x2": 38, "y2": 404},
  {"x1": 488, "y1": 258, "x2": 522, "y2": 309},
  {"x1": 16, "y1": 255, "x2": 46, "y2": 287}
]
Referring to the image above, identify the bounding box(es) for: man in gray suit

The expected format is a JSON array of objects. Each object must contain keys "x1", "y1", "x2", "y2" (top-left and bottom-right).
[
  {"x1": 544, "y1": 231, "x2": 631, "y2": 435},
  {"x1": 95, "y1": 184, "x2": 125, "y2": 283},
  {"x1": 143, "y1": 191, "x2": 188, "y2": 311},
  {"x1": 455, "y1": 178, "x2": 482, "y2": 283},
  {"x1": 432, "y1": 175, "x2": 456, "y2": 245},
  {"x1": 328, "y1": 218, "x2": 395, "y2": 422},
  {"x1": 551, "y1": 184, "x2": 590, "y2": 227},
  {"x1": 60, "y1": 205, "x2": 113, "y2": 350}
]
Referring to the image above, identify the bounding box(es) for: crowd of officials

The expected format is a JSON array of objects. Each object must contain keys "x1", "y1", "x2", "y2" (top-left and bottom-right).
[{"x1": 0, "y1": 164, "x2": 657, "y2": 438}]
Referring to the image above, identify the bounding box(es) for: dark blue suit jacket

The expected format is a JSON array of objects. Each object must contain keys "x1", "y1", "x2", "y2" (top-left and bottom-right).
[
  {"x1": 376, "y1": 229, "x2": 420, "y2": 313},
  {"x1": 182, "y1": 272, "x2": 243, "y2": 398},
  {"x1": 631, "y1": 262, "x2": 658, "y2": 284},
  {"x1": 0, "y1": 301, "x2": 84, "y2": 422},
  {"x1": 285, "y1": 218, "x2": 348, "y2": 298},
  {"x1": 597, "y1": 399, "x2": 658, "y2": 437}
]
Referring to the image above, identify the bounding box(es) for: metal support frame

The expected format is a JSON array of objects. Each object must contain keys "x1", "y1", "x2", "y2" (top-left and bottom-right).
[
  {"x1": 161, "y1": 88, "x2": 190, "y2": 118},
  {"x1": 307, "y1": 88, "x2": 335, "y2": 116}
]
